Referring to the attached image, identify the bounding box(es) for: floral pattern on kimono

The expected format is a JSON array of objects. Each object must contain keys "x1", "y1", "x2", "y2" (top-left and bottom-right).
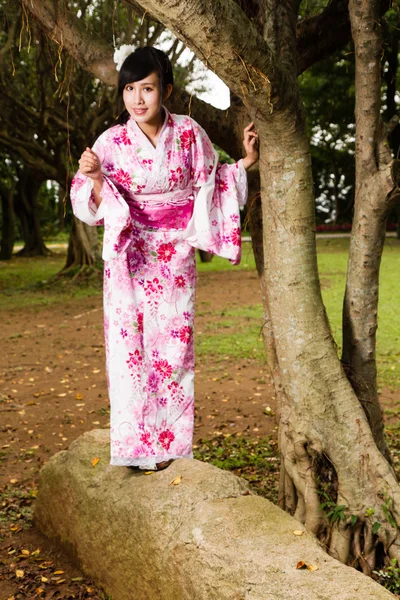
[{"x1": 70, "y1": 108, "x2": 248, "y2": 470}]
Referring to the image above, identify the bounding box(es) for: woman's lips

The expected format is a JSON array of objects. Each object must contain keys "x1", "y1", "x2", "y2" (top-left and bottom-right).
[{"x1": 133, "y1": 108, "x2": 147, "y2": 115}]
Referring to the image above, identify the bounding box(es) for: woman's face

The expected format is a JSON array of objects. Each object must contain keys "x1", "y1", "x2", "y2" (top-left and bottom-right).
[{"x1": 123, "y1": 71, "x2": 171, "y2": 127}]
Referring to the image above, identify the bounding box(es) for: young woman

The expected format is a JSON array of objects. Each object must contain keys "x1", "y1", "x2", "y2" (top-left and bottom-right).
[{"x1": 71, "y1": 46, "x2": 258, "y2": 471}]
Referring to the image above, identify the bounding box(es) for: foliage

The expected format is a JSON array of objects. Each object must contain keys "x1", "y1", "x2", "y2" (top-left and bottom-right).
[
  {"x1": 374, "y1": 559, "x2": 400, "y2": 594},
  {"x1": 299, "y1": 51, "x2": 356, "y2": 223},
  {"x1": 317, "y1": 492, "x2": 346, "y2": 524},
  {"x1": 194, "y1": 435, "x2": 280, "y2": 503},
  {"x1": 0, "y1": 0, "x2": 212, "y2": 258}
]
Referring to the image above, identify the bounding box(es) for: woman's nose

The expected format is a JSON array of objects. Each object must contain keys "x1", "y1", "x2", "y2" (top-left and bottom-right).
[{"x1": 134, "y1": 90, "x2": 143, "y2": 104}]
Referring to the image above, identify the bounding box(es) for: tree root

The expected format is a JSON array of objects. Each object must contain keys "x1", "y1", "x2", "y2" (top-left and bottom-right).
[{"x1": 279, "y1": 419, "x2": 400, "y2": 574}]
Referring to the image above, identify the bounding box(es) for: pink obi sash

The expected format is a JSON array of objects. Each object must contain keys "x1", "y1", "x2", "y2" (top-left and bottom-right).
[{"x1": 125, "y1": 188, "x2": 194, "y2": 230}]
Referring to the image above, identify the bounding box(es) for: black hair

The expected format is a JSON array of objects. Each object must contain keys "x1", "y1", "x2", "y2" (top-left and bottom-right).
[{"x1": 117, "y1": 46, "x2": 174, "y2": 125}]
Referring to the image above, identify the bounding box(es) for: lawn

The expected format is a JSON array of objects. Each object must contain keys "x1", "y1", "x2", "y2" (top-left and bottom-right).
[{"x1": 0, "y1": 237, "x2": 399, "y2": 389}]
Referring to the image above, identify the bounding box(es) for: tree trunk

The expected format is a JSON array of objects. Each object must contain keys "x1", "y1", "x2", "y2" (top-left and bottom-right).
[
  {"x1": 198, "y1": 249, "x2": 214, "y2": 263},
  {"x1": 20, "y1": 0, "x2": 400, "y2": 573},
  {"x1": 258, "y1": 107, "x2": 400, "y2": 570},
  {"x1": 64, "y1": 216, "x2": 101, "y2": 270},
  {"x1": 13, "y1": 167, "x2": 50, "y2": 257},
  {"x1": 341, "y1": 0, "x2": 399, "y2": 462},
  {"x1": 0, "y1": 181, "x2": 15, "y2": 260}
]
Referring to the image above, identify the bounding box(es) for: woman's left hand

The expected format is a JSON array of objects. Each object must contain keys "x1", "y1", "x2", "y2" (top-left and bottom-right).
[{"x1": 242, "y1": 122, "x2": 259, "y2": 170}]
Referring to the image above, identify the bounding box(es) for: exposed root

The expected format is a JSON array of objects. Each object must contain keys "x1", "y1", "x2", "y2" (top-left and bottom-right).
[
  {"x1": 35, "y1": 263, "x2": 103, "y2": 291},
  {"x1": 329, "y1": 523, "x2": 351, "y2": 565},
  {"x1": 279, "y1": 420, "x2": 400, "y2": 576}
]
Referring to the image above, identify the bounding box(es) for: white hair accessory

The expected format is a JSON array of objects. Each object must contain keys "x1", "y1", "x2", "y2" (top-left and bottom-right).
[{"x1": 113, "y1": 45, "x2": 136, "y2": 72}]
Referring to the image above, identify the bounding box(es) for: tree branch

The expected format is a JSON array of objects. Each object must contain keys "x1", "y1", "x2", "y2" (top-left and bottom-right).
[
  {"x1": 296, "y1": 0, "x2": 391, "y2": 74},
  {"x1": 20, "y1": 0, "x2": 117, "y2": 85},
  {"x1": 123, "y1": 0, "x2": 288, "y2": 115},
  {"x1": 349, "y1": 0, "x2": 382, "y2": 173},
  {"x1": 0, "y1": 132, "x2": 60, "y2": 179},
  {"x1": 296, "y1": 0, "x2": 350, "y2": 74},
  {"x1": 18, "y1": 0, "x2": 246, "y2": 156}
]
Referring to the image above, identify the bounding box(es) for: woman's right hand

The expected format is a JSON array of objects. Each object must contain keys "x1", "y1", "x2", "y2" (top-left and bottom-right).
[{"x1": 78, "y1": 147, "x2": 102, "y2": 181}]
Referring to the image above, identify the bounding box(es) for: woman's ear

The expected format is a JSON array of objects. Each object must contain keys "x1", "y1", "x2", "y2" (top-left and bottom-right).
[{"x1": 163, "y1": 84, "x2": 173, "y2": 101}]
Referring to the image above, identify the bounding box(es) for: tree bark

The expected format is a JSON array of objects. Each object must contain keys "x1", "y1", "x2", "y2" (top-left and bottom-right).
[
  {"x1": 0, "y1": 181, "x2": 15, "y2": 260},
  {"x1": 64, "y1": 216, "x2": 101, "y2": 270},
  {"x1": 198, "y1": 250, "x2": 213, "y2": 263},
  {"x1": 13, "y1": 168, "x2": 50, "y2": 257},
  {"x1": 342, "y1": 0, "x2": 399, "y2": 461},
  {"x1": 122, "y1": 0, "x2": 400, "y2": 568}
]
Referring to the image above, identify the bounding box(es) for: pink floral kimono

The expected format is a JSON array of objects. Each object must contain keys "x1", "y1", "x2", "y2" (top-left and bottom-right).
[{"x1": 71, "y1": 108, "x2": 248, "y2": 469}]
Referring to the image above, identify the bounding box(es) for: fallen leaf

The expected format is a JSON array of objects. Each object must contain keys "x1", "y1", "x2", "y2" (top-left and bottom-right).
[
  {"x1": 144, "y1": 471, "x2": 154, "y2": 475},
  {"x1": 170, "y1": 475, "x2": 182, "y2": 485},
  {"x1": 10, "y1": 478, "x2": 18, "y2": 484},
  {"x1": 53, "y1": 570, "x2": 64, "y2": 575},
  {"x1": 296, "y1": 561, "x2": 307, "y2": 570},
  {"x1": 91, "y1": 457, "x2": 100, "y2": 467},
  {"x1": 57, "y1": 393, "x2": 67, "y2": 397},
  {"x1": 36, "y1": 588, "x2": 45, "y2": 595},
  {"x1": 21, "y1": 549, "x2": 30, "y2": 556},
  {"x1": 55, "y1": 579, "x2": 66, "y2": 584},
  {"x1": 41, "y1": 576, "x2": 49, "y2": 583},
  {"x1": 307, "y1": 564, "x2": 319, "y2": 571},
  {"x1": 75, "y1": 393, "x2": 83, "y2": 400},
  {"x1": 15, "y1": 569, "x2": 24, "y2": 578},
  {"x1": 293, "y1": 530, "x2": 304, "y2": 536}
]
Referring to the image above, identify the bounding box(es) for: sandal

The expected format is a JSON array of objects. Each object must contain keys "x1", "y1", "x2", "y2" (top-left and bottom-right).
[{"x1": 155, "y1": 459, "x2": 174, "y2": 471}]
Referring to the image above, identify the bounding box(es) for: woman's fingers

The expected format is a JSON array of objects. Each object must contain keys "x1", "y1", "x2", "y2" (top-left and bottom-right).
[
  {"x1": 79, "y1": 148, "x2": 101, "y2": 174},
  {"x1": 243, "y1": 128, "x2": 259, "y2": 149}
]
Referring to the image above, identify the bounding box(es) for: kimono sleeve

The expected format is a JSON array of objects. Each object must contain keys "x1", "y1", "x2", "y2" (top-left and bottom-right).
[
  {"x1": 183, "y1": 119, "x2": 248, "y2": 265},
  {"x1": 70, "y1": 135, "x2": 132, "y2": 262}
]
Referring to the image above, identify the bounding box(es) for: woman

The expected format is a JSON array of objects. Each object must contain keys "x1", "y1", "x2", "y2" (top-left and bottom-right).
[{"x1": 71, "y1": 46, "x2": 259, "y2": 471}]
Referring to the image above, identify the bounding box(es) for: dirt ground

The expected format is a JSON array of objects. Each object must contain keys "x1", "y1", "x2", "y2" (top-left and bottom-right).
[
  {"x1": 0, "y1": 268, "x2": 399, "y2": 599},
  {"x1": 0, "y1": 269, "x2": 278, "y2": 599}
]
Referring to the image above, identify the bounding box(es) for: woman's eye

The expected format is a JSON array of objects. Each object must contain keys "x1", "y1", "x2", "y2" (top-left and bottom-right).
[
  {"x1": 144, "y1": 87, "x2": 153, "y2": 92},
  {"x1": 125, "y1": 85, "x2": 133, "y2": 91}
]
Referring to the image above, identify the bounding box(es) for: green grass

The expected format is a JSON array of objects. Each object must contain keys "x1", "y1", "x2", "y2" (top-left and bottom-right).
[
  {"x1": 195, "y1": 237, "x2": 400, "y2": 388},
  {"x1": 0, "y1": 253, "x2": 66, "y2": 290},
  {"x1": 194, "y1": 434, "x2": 280, "y2": 503},
  {"x1": 1, "y1": 237, "x2": 399, "y2": 389},
  {"x1": 317, "y1": 237, "x2": 400, "y2": 390},
  {"x1": 0, "y1": 253, "x2": 102, "y2": 310},
  {"x1": 196, "y1": 304, "x2": 265, "y2": 361},
  {"x1": 196, "y1": 241, "x2": 256, "y2": 272}
]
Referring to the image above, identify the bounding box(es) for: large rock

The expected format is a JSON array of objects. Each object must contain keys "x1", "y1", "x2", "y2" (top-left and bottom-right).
[{"x1": 34, "y1": 429, "x2": 394, "y2": 600}]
